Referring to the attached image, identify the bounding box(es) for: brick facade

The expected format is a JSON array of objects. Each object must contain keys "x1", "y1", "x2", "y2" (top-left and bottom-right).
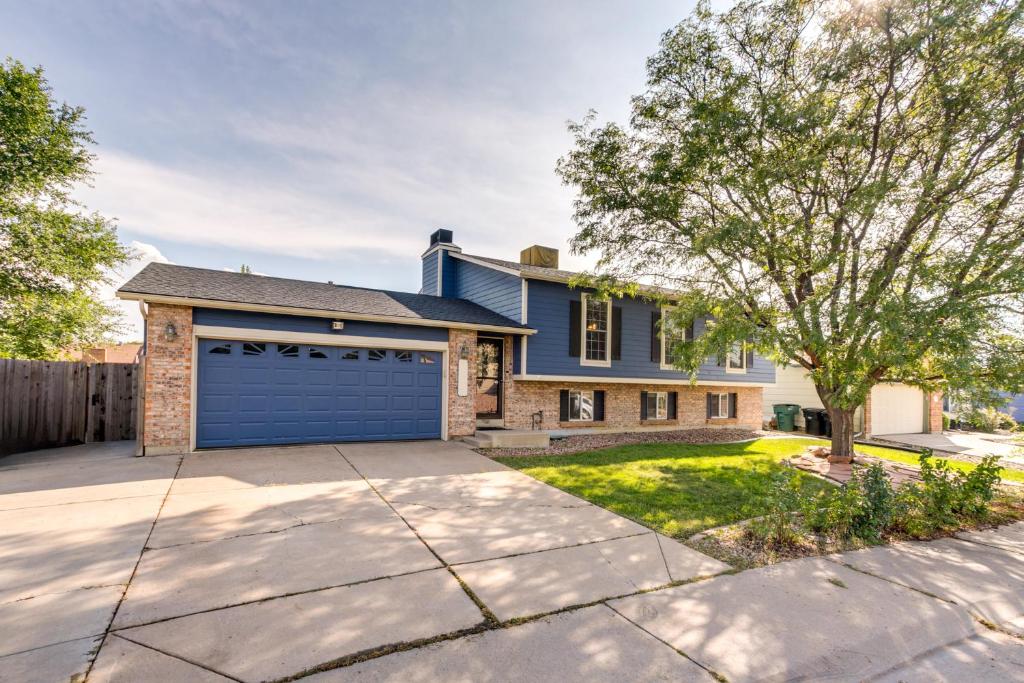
[
  {"x1": 143, "y1": 304, "x2": 193, "y2": 454},
  {"x1": 447, "y1": 329, "x2": 477, "y2": 437},
  {"x1": 927, "y1": 391, "x2": 944, "y2": 433},
  {"x1": 503, "y1": 377, "x2": 763, "y2": 431}
]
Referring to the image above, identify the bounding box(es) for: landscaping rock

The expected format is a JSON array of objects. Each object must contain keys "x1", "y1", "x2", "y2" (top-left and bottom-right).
[{"x1": 482, "y1": 428, "x2": 766, "y2": 458}]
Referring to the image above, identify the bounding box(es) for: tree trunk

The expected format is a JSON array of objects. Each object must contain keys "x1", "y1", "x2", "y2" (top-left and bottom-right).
[{"x1": 828, "y1": 406, "x2": 857, "y2": 463}]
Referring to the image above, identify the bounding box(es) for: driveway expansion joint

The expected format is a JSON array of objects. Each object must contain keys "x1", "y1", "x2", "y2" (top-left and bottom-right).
[
  {"x1": 113, "y1": 632, "x2": 245, "y2": 682},
  {"x1": 447, "y1": 530, "x2": 653, "y2": 567},
  {"x1": 109, "y1": 566, "x2": 442, "y2": 631},
  {"x1": 332, "y1": 445, "x2": 500, "y2": 626},
  {"x1": 77, "y1": 456, "x2": 184, "y2": 679}
]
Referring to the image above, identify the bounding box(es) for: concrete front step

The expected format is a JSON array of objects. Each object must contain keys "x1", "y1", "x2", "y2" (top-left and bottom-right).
[{"x1": 463, "y1": 430, "x2": 550, "y2": 449}]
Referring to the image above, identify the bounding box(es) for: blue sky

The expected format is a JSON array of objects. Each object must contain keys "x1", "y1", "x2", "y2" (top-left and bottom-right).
[{"x1": 1, "y1": 1, "x2": 700, "y2": 338}]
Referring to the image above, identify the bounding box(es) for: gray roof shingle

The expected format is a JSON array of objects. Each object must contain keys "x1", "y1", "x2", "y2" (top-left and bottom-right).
[{"x1": 118, "y1": 263, "x2": 531, "y2": 330}]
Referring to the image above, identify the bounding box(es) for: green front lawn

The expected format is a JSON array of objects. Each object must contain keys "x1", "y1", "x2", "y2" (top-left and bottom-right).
[
  {"x1": 497, "y1": 438, "x2": 831, "y2": 538},
  {"x1": 496, "y1": 437, "x2": 1023, "y2": 539}
]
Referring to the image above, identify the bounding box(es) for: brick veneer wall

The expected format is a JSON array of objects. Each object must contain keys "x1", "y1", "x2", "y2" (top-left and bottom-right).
[
  {"x1": 503, "y1": 378, "x2": 763, "y2": 431},
  {"x1": 143, "y1": 304, "x2": 193, "y2": 454},
  {"x1": 447, "y1": 329, "x2": 477, "y2": 437},
  {"x1": 927, "y1": 391, "x2": 943, "y2": 433}
]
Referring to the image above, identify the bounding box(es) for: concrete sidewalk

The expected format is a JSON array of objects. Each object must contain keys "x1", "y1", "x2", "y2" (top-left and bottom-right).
[{"x1": 1, "y1": 441, "x2": 1022, "y2": 682}]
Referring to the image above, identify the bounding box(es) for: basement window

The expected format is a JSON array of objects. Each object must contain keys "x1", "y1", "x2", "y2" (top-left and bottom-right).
[
  {"x1": 568, "y1": 390, "x2": 595, "y2": 421},
  {"x1": 645, "y1": 391, "x2": 668, "y2": 420}
]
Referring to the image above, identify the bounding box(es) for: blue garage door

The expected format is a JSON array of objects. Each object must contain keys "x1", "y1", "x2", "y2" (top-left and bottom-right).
[{"x1": 196, "y1": 339, "x2": 443, "y2": 448}]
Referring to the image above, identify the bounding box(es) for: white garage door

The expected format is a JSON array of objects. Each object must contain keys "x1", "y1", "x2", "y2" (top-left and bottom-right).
[{"x1": 870, "y1": 384, "x2": 925, "y2": 436}]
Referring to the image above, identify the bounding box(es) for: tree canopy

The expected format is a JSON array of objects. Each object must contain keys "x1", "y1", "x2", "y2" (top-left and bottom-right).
[
  {"x1": 0, "y1": 59, "x2": 128, "y2": 359},
  {"x1": 558, "y1": 0, "x2": 1024, "y2": 455}
]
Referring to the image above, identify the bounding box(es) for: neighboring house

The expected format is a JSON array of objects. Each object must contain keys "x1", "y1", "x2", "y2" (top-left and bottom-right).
[
  {"x1": 68, "y1": 343, "x2": 142, "y2": 364},
  {"x1": 763, "y1": 363, "x2": 943, "y2": 437},
  {"x1": 117, "y1": 229, "x2": 772, "y2": 455}
]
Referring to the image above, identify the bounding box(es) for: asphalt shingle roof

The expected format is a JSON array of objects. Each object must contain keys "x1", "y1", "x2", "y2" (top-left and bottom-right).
[{"x1": 118, "y1": 263, "x2": 531, "y2": 330}]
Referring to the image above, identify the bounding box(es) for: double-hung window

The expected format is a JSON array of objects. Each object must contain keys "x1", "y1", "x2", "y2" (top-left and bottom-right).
[
  {"x1": 726, "y1": 341, "x2": 747, "y2": 372},
  {"x1": 660, "y1": 306, "x2": 691, "y2": 369},
  {"x1": 646, "y1": 391, "x2": 668, "y2": 420},
  {"x1": 581, "y1": 294, "x2": 611, "y2": 367}
]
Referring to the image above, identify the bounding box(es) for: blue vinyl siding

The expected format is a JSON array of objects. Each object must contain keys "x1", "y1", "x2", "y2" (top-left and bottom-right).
[
  {"x1": 440, "y1": 250, "x2": 459, "y2": 298},
  {"x1": 453, "y1": 260, "x2": 522, "y2": 323},
  {"x1": 523, "y1": 279, "x2": 775, "y2": 383},
  {"x1": 193, "y1": 308, "x2": 448, "y2": 342},
  {"x1": 421, "y1": 251, "x2": 439, "y2": 295},
  {"x1": 1003, "y1": 393, "x2": 1024, "y2": 422}
]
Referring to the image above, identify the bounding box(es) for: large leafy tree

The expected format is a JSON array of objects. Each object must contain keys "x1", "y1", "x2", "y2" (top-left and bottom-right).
[
  {"x1": 0, "y1": 59, "x2": 128, "y2": 359},
  {"x1": 558, "y1": 0, "x2": 1024, "y2": 459}
]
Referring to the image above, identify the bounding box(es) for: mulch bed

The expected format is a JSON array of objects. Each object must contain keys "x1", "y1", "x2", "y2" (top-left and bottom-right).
[{"x1": 479, "y1": 427, "x2": 767, "y2": 458}]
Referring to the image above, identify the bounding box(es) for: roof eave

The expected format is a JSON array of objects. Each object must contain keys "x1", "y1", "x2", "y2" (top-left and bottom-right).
[{"x1": 116, "y1": 291, "x2": 537, "y2": 336}]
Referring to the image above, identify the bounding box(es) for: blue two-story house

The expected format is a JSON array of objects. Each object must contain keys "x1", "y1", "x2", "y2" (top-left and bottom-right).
[{"x1": 118, "y1": 229, "x2": 772, "y2": 454}]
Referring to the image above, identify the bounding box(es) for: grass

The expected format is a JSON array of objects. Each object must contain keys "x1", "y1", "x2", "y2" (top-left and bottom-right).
[
  {"x1": 496, "y1": 438, "x2": 833, "y2": 538},
  {"x1": 496, "y1": 436, "x2": 1024, "y2": 540}
]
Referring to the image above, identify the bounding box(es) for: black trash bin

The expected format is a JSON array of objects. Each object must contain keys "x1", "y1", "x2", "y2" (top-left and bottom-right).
[
  {"x1": 802, "y1": 408, "x2": 821, "y2": 435},
  {"x1": 819, "y1": 409, "x2": 832, "y2": 438}
]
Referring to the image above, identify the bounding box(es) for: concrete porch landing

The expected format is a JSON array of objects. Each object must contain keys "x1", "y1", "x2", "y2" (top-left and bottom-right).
[{"x1": 463, "y1": 429, "x2": 550, "y2": 449}]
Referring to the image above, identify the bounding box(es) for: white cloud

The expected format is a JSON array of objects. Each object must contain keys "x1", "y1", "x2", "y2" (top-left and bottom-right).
[{"x1": 100, "y1": 240, "x2": 171, "y2": 341}]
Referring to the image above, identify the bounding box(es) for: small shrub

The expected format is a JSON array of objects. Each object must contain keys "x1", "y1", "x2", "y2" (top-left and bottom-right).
[
  {"x1": 942, "y1": 412, "x2": 951, "y2": 431},
  {"x1": 954, "y1": 455, "x2": 1002, "y2": 517},
  {"x1": 961, "y1": 407, "x2": 1016, "y2": 433},
  {"x1": 746, "y1": 471, "x2": 801, "y2": 547},
  {"x1": 854, "y1": 463, "x2": 896, "y2": 542}
]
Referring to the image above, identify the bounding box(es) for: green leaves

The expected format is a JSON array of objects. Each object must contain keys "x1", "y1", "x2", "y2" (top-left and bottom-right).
[
  {"x1": 0, "y1": 59, "x2": 128, "y2": 359},
  {"x1": 558, "y1": 0, "x2": 1024, "y2": 445}
]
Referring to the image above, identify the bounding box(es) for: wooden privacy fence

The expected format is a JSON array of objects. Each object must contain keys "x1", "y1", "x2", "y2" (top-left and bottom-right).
[{"x1": 0, "y1": 359, "x2": 139, "y2": 457}]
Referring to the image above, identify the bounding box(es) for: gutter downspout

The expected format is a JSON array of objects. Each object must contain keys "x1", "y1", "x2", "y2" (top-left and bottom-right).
[{"x1": 135, "y1": 300, "x2": 148, "y2": 457}]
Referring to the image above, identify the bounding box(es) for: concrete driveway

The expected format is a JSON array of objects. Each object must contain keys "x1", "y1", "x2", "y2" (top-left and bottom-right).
[
  {"x1": 879, "y1": 431, "x2": 1024, "y2": 465},
  {"x1": 1, "y1": 440, "x2": 1022, "y2": 682}
]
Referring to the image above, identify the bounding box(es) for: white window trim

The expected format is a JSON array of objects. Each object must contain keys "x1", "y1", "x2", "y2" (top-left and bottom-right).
[
  {"x1": 659, "y1": 305, "x2": 690, "y2": 371},
  {"x1": 709, "y1": 392, "x2": 730, "y2": 419},
  {"x1": 568, "y1": 389, "x2": 596, "y2": 422},
  {"x1": 725, "y1": 341, "x2": 748, "y2": 374},
  {"x1": 580, "y1": 293, "x2": 612, "y2": 368},
  {"x1": 647, "y1": 391, "x2": 669, "y2": 420}
]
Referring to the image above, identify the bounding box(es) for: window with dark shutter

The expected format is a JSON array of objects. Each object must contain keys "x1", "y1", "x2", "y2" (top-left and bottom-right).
[
  {"x1": 569, "y1": 301, "x2": 581, "y2": 357},
  {"x1": 706, "y1": 393, "x2": 714, "y2": 418},
  {"x1": 611, "y1": 307, "x2": 622, "y2": 361},
  {"x1": 668, "y1": 391, "x2": 678, "y2": 419},
  {"x1": 729, "y1": 393, "x2": 738, "y2": 418},
  {"x1": 593, "y1": 390, "x2": 605, "y2": 421},
  {"x1": 745, "y1": 339, "x2": 755, "y2": 369},
  {"x1": 640, "y1": 391, "x2": 649, "y2": 419},
  {"x1": 650, "y1": 311, "x2": 661, "y2": 363},
  {"x1": 559, "y1": 390, "x2": 570, "y2": 421}
]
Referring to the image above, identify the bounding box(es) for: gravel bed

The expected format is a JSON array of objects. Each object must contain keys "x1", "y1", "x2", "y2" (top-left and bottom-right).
[{"x1": 480, "y1": 428, "x2": 767, "y2": 458}]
